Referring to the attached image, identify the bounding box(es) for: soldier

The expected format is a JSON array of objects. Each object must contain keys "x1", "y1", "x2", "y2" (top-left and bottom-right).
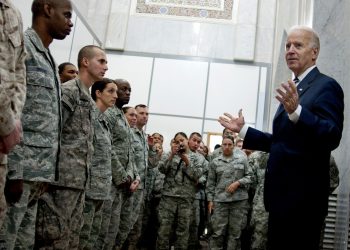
[
  {"x1": 208, "y1": 128, "x2": 237, "y2": 161},
  {"x1": 187, "y1": 132, "x2": 209, "y2": 250},
  {"x1": 58, "y1": 62, "x2": 78, "y2": 83},
  {"x1": 0, "y1": 0, "x2": 73, "y2": 249},
  {"x1": 121, "y1": 104, "x2": 151, "y2": 250},
  {"x1": 248, "y1": 151, "x2": 269, "y2": 250},
  {"x1": 79, "y1": 78, "x2": 118, "y2": 249},
  {"x1": 157, "y1": 132, "x2": 203, "y2": 250},
  {"x1": 0, "y1": 0, "x2": 26, "y2": 227},
  {"x1": 95, "y1": 79, "x2": 139, "y2": 250},
  {"x1": 35, "y1": 45, "x2": 108, "y2": 249},
  {"x1": 206, "y1": 136, "x2": 253, "y2": 250}
]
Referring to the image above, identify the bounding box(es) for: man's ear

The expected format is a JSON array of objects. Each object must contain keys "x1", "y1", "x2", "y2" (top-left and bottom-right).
[
  {"x1": 312, "y1": 47, "x2": 319, "y2": 61},
  {"x1": 81, "y1": 57, "x2": 89, "y2": 67},
  {"x1": 43, "y1": 3, "x2": 53, "y2": 18}
]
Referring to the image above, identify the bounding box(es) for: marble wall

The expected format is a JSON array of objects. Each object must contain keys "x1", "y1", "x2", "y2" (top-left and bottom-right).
[{"x1": 313, "y1": 1, "x2": 350, "y2": 249}]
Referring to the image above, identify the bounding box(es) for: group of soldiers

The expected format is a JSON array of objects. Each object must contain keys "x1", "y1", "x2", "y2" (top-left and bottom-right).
[{"x1": 0, "y1": 1, "x2": 340, "y2": 250}]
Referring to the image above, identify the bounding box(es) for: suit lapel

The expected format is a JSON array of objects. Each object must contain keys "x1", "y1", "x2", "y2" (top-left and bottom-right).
[{"x1": 273, "y1": 67, "x2": 320, "y2": 121}]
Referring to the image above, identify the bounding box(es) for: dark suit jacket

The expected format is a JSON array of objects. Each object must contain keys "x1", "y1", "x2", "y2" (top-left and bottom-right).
[{"x1": 243, "y1": 67, "x2": 344, "y2": 217}]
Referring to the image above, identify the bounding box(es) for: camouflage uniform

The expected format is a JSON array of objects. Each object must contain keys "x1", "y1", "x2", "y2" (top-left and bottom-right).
[
  {"x1": 35, "y1": 78, "x2": 95, "y2": 250},
  {"x1": 0, "y1": 0, "x2": 26, "y2": 228},
  {"x1": 0, "y1": 27, "x2": 61, "y2": 250},
  {"x1": 248, "y1": 151, "x2": 269, "y2": 250},
  {"x1": 157, "y1": 151, "x2": 203, "y2": 250},
  {"x1": 79, "y1": 110, "x2": 112, "y2": 250},
  {"x1": 206, "y1": 149, "x2": 253, "y2": 250},
  {"x1": 208, "y1": 147, "x2": 222, "y2": 162},
  {"x1": 139, "y1": 151, "x2": 164, "y2": 249},
  {"x1": 121, "y1": 128, "x2": 149, "y2": 249},
  {"x1": 188, "y1": 153, "x2": 209, "y2": 249},
  {"x1": 95, "y1": 106, "x2": 138, "y2": 250}
]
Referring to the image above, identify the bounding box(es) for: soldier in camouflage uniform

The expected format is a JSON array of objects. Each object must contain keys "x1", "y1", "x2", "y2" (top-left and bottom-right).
[
  {"x1": 0, "y1": 0, "x2": 26, "y2": 227},
  {"x1": 0, "y1": 1, "x2": 73, "y2": 249},
  {"x1": 187, "y1": 132, "x2": 209, "y2": 250},
  {"x1": 121, "y1": 105, "x2": 150, "y2": 250},
  {"x1": 206, "y1": 136, "x2": 253, "y2": 250},
  {"x1": 208, "y1": 128, "x2": 237, "y2": 162},
  {"x1": 157, "y1": 132, "x2": 203, "y2": 250},
  {"x1": 248, "y1": 151, "x2": 269, "y2": 250},
  {"x1": 35, "y1": 45, "x2": 108, "y2": 249},
  {"x1": 95, "y1": 80, "x2": 139, "y2": 250},
  {"x1": 139, "y1": 138, "x2": 164, "y2": 250},
  {"x1": 78, "y1": 78, "x2": 118, "y2": 250}
]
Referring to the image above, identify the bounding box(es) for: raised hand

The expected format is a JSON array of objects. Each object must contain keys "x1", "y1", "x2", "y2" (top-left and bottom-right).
[
  {"x1": 218, "y1": 109, "x2": 245, "y2": 133},
  {"x1": 275, "y1": 79, "x2": 299, "y2": 114}
]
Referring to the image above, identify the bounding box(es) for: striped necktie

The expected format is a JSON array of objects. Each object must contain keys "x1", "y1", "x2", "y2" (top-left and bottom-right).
[{"x1": 293, "y1": 77, "x2": 299, "y2": 84}]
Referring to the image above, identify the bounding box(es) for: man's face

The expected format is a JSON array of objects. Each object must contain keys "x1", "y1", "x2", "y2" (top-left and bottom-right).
[
  {"x1": 235, "y1": 140, "x2": 243, "y2": 150},
  {"x1": 152, "y1": 133, "x2": 163, "y2": 145},
  {"x1": 60, "y1": 64, "x2": 78, "y2": 83},
  {"x1": 87, "y1": 48, "x2": 108, "y2": 82},
  {"x1": 188, "y1": 134, "x2": 202, "y2": 152},
  {"x1": 117, "y1": 82, "x2": 131, "y2": 106},
  {"x1": 48, "y1": 0, "x2": 73, "y2": 40},
  {"x1": 125, "y1": 108, "x2": 137, "y2": 128},
  {"x1": 136, "y1": 106, "x2": 149, "y2": 128},
  {"x1": 223, "y1": 128, "x2": 236, "y2": 138},
  {"x1": 285, "y1": 29, "x2": 318, "y2": 76}
]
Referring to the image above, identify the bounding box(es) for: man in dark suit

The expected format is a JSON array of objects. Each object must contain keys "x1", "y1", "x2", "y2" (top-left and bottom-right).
[{"x1": 219, "y1": 26, "x2": 344, "y2": 250}]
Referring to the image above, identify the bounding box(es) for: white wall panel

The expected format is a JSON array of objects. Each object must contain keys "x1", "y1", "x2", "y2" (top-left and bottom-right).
[
  {"x1": 146, "y1": 115, "x2": 203, "y2": 152},
  {"x1": 105, "y1": 54, "x2": 153, "y2": 107},
  {"x1": 149, "y1": 58, "x2": 208, "y2": 117},
  {"x1": 206, "y1": 63, "x2": 260, "y2": 124}
]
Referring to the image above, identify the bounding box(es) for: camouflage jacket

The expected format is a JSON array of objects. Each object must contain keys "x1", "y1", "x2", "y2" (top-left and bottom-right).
[
  {"x1": 158, "y1": 151, "x2": 203, "y2": 200},
  {"x1": 195, "y1": 152, "x2": 209, "y2": 200},
  {"x1": 86, "y1": 110, "x2": 112, "y2": 200},
  {"x1": 0, "y1": 0, "x2": 26, "y2": 164},
  {"x1": 131, "y1": 128, "x2": 148, "y2": 189},
  {"x1": 206, "y1": 148, "x2": 252, "y2": 202},
  {"x1": 105, "y1": 106, "x2": 138, "y2": 186},
  {"x1": 55, "y1": 79, "x2": 95, "y2": 189},
  {"x1": 249, "y1": 151, "x2": 269, "y2": 208},
  {"x1": 7, "y1": 28, "x2": 61, "y2": 181}
]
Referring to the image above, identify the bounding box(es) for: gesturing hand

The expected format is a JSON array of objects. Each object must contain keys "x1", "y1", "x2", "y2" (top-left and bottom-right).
[
  {"x1": 275, "y1": 80, "x2": 299, "y2": 114},
  {"x1": 218, "y1": 109, "x2": 245, "y2": 133}
]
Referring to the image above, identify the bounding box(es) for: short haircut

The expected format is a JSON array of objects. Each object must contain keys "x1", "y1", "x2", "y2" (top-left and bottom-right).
[
  {"x1": 91, "y1": 78, "x2": 115, "y2": 101},
  {"x1": 58, "y1": 62, "x2": 75, "y2": 74},
  {"x1": 77, "y1": 45, "x2": 103, "y2": 69},
  {"x1": 32, "y1": 0, "x2": 66, "y2": 20},
  {"x1": 189, "y1": 132, "x2": 202, "y2": 139},
  {"x1": 288, "y1": 25, "x2": 320, "y2": 49},
  {"x1": 135, "y1": 104, "x2": 147, "y2": 109}
]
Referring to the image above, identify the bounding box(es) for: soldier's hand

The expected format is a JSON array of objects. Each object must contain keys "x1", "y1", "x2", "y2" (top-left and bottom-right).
[
  {"x1": 0, "y1": 120, "x2": 22, "y2": 154},
  {"x1": 4, "y1": 179, "x2": 24, "y2": 204},
  {"x1": 208, "y1": 201, "x2": 214, "y2": 214},
  {"x1": 130, "y1": 180, "x2": 140, "y2": 192}
]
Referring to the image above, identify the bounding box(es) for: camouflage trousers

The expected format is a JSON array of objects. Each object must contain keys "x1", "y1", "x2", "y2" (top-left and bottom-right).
[
  {"x1": 35, "y1": 186, "x2": 85, "y2": 250},
  {"x1": 188, "y1": 199, "x2": 201, "y2": 249},
  {"x1": 79, "y1": 199, "x2": 104, "y2": 250},
  {"x1": 0, "y1": 163, "x2": 6, "y2": 228},
  {"x1": 95, "y1": 185, "x2": 131, "y2": 250},
  {"x1": 157, "y1": 196, "x2": 193, "y2": 250},
  {"x1": 0, "y1": 181, "x2": 47, "y2": 250},
  {"x1": 123, "y1": 189, "x2": 145, "y2": 249},
  {"x1": 249, "y1": 206, "x2": 268, "y2": 250},
  {"x1": 209, "y1": 199, "x2": 248, "y2": 250}
]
